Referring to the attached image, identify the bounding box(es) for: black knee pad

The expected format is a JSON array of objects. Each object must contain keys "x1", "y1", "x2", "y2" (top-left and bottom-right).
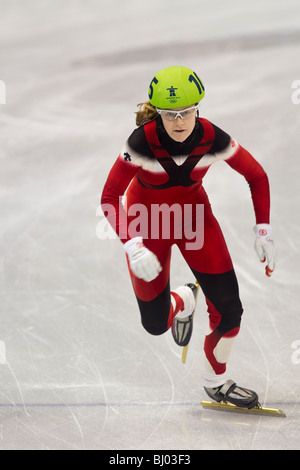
[
  {"x1": 217, "y1": 297, "x2": 243, "y2": 332},
  {"x1": 136, "y1": 283, "x2": 171, "y2": 336},
  {"x1": 141, "y1": 319, "x2": 167, "y2": 336}
]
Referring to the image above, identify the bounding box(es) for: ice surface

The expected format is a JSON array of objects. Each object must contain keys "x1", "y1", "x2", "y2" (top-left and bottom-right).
[{"x1": 0, "y1": 0, "x2": 299, "y2": 450}]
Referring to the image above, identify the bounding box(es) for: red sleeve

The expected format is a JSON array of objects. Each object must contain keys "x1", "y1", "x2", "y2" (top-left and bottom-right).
[
  {"x1": 225, "y1": 144, "x2": 270, "y2": 224},
  {"x1": 101, "y1": 155, "x2": 139, "y2": 242}
]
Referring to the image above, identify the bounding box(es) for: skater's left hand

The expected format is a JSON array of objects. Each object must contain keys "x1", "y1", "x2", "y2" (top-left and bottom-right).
[{"x1": 254, "y1": 224, "x2": 277, "y2": 277}]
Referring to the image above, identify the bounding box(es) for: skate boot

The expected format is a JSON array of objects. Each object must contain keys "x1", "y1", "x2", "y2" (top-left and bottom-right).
[
  {"x1": 171, "y1": 283, "x2": 198, "y2": 347},
  {"x1": 204, "y1": 379, "x2": 259, "y2": 409}
]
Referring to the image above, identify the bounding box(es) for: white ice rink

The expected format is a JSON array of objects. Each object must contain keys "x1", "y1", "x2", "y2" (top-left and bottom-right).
[{"x1": 0, "y1": 0, "x2": 300, "y2": 450}]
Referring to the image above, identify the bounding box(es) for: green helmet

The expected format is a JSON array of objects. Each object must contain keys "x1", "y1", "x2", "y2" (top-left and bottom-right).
[{"x1": 148, "y1": 66, "x2": 205, "y2": 109}]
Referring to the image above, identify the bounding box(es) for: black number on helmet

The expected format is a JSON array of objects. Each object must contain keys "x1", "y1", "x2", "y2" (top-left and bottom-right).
[
  {"x1": 188, "y1": 72, "x2": 205, "y2": 95},
  {"x1": 149, "y1": 77, "x2": 158, "y2": 100}
]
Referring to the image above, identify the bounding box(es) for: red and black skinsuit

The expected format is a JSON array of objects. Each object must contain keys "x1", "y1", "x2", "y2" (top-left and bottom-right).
[{"x1": 101, "y1": 116, "x2": 270, "y2": 377}]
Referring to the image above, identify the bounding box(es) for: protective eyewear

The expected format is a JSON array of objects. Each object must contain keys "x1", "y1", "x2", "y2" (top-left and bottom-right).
[{"x1": 156, "y1": 104, "x2": 199, "y2": 121}]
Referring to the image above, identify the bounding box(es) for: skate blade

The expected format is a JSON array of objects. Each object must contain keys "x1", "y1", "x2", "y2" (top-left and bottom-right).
[
  {"x1": 182, "y1": 281, "x2": 200, "y2": 364},
  {"x1": 201, "y1": 400, "x2": 286, "y2": 417}
]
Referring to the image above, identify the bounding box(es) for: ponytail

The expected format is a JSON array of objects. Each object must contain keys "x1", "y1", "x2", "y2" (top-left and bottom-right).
[{"x1": 135, "y1": 101, "x2": 159, "y2": 126}]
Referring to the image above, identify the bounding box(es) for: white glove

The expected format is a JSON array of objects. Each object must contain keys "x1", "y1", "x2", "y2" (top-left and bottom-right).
[
  {"x1": 124, "y1": 236, "x2": 162, "y2": 282},
  {"x1": 253, "y1": 224, "x2": 276, "y2": 277}
]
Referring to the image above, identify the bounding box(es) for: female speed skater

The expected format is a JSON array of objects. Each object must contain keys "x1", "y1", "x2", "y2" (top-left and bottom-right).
[{"x1": 101, "y1": 66, "x2": 276, "y2": 408}]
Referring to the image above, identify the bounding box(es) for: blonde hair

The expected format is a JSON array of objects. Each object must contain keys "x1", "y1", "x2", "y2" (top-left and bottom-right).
[{"x1": 135, "y1": 101, "x2": 159, "y2": 127}]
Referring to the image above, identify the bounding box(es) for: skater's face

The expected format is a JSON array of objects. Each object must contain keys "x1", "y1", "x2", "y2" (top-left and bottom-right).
[{"x1": 159, "y1": 105, "x2": 198, "y2": 143}]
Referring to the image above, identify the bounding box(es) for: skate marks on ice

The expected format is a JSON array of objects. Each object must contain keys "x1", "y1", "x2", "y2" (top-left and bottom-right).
[
  {"x1": 0, "y1": 308, "x2": 295, "y2": 450},
  {"x1": 73, "y1": 29, "x2": 300, "y2": 68},
  {"x1": 0, "y1": 308, "x2": 297, "y2": 450},
  {"x1": 0, "y1": 295, "x2": 178, "y2": 449},
  {"x1": 0, "y1": 398, "x2": 294, "y2": 450}
]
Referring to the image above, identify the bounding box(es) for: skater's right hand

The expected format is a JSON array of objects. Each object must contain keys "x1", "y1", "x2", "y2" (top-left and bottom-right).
[{"x1": 124, "y1": 236, "x2": 162, "y2": 282}]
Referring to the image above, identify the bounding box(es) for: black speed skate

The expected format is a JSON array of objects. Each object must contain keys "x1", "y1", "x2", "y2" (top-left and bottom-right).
[
  {"x1": 171, "y1": 283, "x2": 198, "y2": 347},
  {"x1": 204, "y1": 379, "x2": 259, "y2": 409}
]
